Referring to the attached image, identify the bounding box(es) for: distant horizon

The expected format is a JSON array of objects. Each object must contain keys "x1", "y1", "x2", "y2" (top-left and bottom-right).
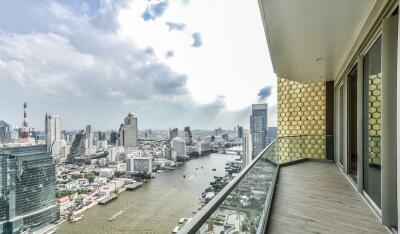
[{"x1": 3, "y1": 108, "x2": 278, "y2": 133}]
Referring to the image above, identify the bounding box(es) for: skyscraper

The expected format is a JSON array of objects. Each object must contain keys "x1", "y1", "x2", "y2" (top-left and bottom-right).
[
  {"x1": 184, "y1": 126, "x2": 192, "y2": 144},
  {"x1": 85, "y1": 125, "x2": 93, "y2": 149},
  {"x1": 237, "y1": 125, "x2": 244, "y2": 139},
  {"x1": 242, "y1": 129, "x2": 252, "y2": 166},
  {"x1": 169, "y1": 128, "x2": 178, "y2": 143},
  {"x1": 110, "y1": 131, "x2": 119, "y2": 145},
  {"x1": 0, "y1": 121, "x2": 11, "y2": 144},
  {"x1": 45, "y1": 114, "x2": 62, "y2": 155},
  {"x1": 119, "y1": 113, "x2": 138, "y2": 150},
  {"x1": 98, "y1": 131, "x2": 106, "y2": 141},
  {"x1": 0, "y1": 145, "x2": 59, "y2": 233},
  {"x1": 250, "y1": 103, "x2": 268, "y2": 158},
  {"x1": 67, "y1": 130, "x2": 86, "y2": 163}
]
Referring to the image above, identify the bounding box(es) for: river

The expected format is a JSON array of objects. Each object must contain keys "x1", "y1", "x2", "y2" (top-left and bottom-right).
[{"x1": 57, "y1": 152, "x2": 239, "y2": 234}]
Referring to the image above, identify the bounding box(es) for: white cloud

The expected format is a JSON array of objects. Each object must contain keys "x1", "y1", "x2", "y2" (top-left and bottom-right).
[{"x1": 0, "y1": 0, "x2": 277, "y2": 130}]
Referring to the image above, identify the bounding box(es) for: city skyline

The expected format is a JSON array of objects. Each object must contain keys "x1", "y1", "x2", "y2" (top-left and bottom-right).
[{"x1": 0, "y1": 0, "x2": 276, "y2": 130}]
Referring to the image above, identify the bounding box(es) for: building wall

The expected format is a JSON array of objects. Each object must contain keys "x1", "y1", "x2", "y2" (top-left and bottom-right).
[
  {"x1": 0, "y1": 145, "x2": 59, "y2": 232},
  {"x1": 277, "y1": 77, "x2": 327, "y2": 162}
]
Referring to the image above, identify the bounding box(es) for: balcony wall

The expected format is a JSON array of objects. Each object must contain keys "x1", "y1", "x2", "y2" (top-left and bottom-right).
[{"x1": 277, "y1": 77, "x2": 328, "y2": 162}]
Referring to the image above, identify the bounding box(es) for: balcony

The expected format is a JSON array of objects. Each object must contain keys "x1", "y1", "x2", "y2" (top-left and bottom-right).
[{"x1": 178, "y1": 136, "x2": 386, "y2": 234}]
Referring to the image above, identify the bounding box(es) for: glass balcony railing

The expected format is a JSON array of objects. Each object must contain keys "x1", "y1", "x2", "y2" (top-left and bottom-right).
[{"x1": 178, "y1": 135, "x2": 333, "y2": 234}]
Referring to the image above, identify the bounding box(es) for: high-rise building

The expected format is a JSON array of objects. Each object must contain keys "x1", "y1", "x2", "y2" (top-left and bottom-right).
[
  {"x1": 85, "y1": 125, "x2": 93, "y2": 149},
  {"x1": 67, "y1": 130, "x2": 86, "y2": 163},
  {"x1": 110, "y1": 131, "x2": 119, "y2": 145},
  {"x1": 237, "y1": 125, "x2": 244, "y2": 139},
  {"x1": 266, "y1": 127, "x2": 277, "y2": 144},
  {"x1": 0, "y1": 145, "x2": 59, "y2": 233},
  {"x1": 242, "y1": 129, "x2": 252, "y2": 166},
  {"x1": 0, "y1": 121, "x2": 11, "y2": 144},
  {"x1": 250, "y1": 103, "x2": 268, "y2": 158},
  {"x1": 118, "y1": 113, "x2": 138, "y2": 150},
  {"x1": 184, "y1": 126, "x2": 192, "y2": 144},
  {"x1": 171, "y1": 137, "x2": 186, "y2": 157},
  {"x1": 98, "y1": 131, "x2": 106, "y2": 141},
  {"x1": 164, "y1": 146, "x2": 177, "y2": 161},
  {"x1": 45, "y1": 114, "x2": 62, "y2": 155},
  {"x1": 214, "y1": 127, "x2": 223, "y2": 136},
  {"x1": 169, "y1": 128, "x2": 178, "y2": 143}
]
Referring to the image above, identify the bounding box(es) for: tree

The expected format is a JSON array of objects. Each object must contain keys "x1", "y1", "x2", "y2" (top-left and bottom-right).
[{"x1": 84, "y1": 171, "x2": 96, "y2": 183}]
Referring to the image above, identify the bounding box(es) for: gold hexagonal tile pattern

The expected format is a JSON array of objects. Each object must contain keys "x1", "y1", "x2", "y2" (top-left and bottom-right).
[
  {"x1": 367, "y1": 74, "x2": 381, "y2": 166},
  {"x1": 277, "y1": 77, "x2": 326, "y2": 162}
]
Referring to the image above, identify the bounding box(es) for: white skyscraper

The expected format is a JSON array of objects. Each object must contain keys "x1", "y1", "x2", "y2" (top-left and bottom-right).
[
  {"x1": 45, "y1": 114, "x2": 63, "y2": 155},
  {"x1": 243, "y1": 129, "x2": 252, "y2": 166},
  {"x1": 119, "y1": 113, "x2": 138, "y2": 150},
  {"x1": 171, "y1": 137, "x2": 186, "y2": 157},
  {"x1": 85, "y1": 125, "x2": 93, "y2": 148}
]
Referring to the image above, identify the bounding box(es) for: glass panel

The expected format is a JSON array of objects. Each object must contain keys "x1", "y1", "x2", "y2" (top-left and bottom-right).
[
  {"x1": 195, "y1": 140, "x2": 278, "y2": 234},
  {"x1": 347, "y1": 66, "x2": 358, "y2": 183},
  {"x1": 363, "y1": 36, "x2": 382, "y2": 208}
]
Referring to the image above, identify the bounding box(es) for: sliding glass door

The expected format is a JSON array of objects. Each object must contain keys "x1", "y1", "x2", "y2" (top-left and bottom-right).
[
  {"x1": 363, "y1": 36, "x2": 382, "y2": 208},
  {"x1": 347, "y1": 66, "x2": 358, "y2": 183}
]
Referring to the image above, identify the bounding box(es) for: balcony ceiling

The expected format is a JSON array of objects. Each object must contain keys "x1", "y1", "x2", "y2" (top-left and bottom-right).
[{"x1": 259, "y1": 0, "x2": 375, "y2": 82}]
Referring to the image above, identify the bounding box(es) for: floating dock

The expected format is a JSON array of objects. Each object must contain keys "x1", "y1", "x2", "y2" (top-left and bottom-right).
[
  {"x1": 126, "y1": 182, "x2": 144, "y2": 191},
  {"x1": 99, "y1": 194, "x2": 118, "y2": 204}
]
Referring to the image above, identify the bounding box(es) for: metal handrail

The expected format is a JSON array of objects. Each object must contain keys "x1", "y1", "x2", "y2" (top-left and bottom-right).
[{"x1": 177, "y1": 138, "x2": 278, "y2": 234}]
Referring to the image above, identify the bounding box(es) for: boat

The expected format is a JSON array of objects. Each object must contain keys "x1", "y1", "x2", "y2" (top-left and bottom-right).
[
  {"x1": 178, "y1": 218, "x2": 186, "y2": 224},
  {"x1": 46, "y1": 228, "x2": 58, "y2": 234},
  {"x1": 172, "y1": 226, "x2": 180, "y2": 233},
  {"x1": 212, "y1": 168, "x2": 216, "y2": 171},
  {"x1": 109, "y1": 210, "x2": 124, "y2": 222}
]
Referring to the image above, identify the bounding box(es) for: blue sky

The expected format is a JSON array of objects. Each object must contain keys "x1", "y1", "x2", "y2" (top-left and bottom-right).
[{"x1": 0, "y1": 0, "x2": 276, "y2": 130}]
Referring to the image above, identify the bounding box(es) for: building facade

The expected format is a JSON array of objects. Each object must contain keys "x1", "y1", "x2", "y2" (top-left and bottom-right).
[
  {"x1": 44, "y1": 114, "x2": 64, "y2": 156},
  {"x1": 119, "y1": 113, "x2": 138, "y2": 149},
  {"x1": 242, "y1": 129, "x2": 252, "y2": 167},
  {"x1": 0, "y1": 145, "x2": 59, "y2": 233},
  {"x1": 0, "y1": 121, "x2": 11, "y2": 145},
  {"x1": 67, "y1": 131, "x2": 86, "y2": 163},
  {"x1": 126, "y1": 157, "x2": 152, "y2": 174},
  {"x1": 250, "y1": 103, "x2": 268, "y2": 158},
  {"x1": 85, "y1": 125, "x2": 93, "y2": 149},
  {"x1": 169, "y1": 128, "x2": 178, "y2": 143},
  {"x1": 171, "y1": 137, "x2": 186, "y2": 157}
]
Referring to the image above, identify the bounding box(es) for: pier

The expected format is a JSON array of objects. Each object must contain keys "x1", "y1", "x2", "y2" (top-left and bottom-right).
[
  {"x1": 98, "y1": 194, "x2": 118, "y2": 205},
  {"x1": 126, "y1": 182, "x2": 144, "y2": 191}
]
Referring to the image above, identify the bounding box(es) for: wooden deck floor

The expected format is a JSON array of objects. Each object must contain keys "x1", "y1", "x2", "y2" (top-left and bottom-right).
[{"x1": 267, "y1": 161, "x2": 387, "y2": 234}]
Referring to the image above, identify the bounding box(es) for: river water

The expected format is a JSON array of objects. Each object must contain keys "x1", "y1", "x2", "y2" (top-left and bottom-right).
[{"x1": 57, "y1": 152, "x2": 239, "y2": 234}]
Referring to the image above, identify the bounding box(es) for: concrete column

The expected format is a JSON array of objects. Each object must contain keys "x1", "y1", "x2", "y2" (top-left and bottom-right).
[
  {"x1": 382, "y1": 15, "x2": 398, "y2": 227},
  {"x1": 334, "y1": 85, "x2": 340, "y2": 165},
  {"x1": 397, "y1": 6, "x2": 400, "y2": 228},
  {"x1": 343, "y1": 77, "x2": 348, "y2": 174},
  {"x1": 356, "y1": 56, "x2": 364, "y2": 193}
]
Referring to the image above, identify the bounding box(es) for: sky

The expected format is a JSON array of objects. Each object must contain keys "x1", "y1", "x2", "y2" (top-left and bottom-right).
[{"x1": 0, "y1": 0, "x2": 276, "y2": 131}]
